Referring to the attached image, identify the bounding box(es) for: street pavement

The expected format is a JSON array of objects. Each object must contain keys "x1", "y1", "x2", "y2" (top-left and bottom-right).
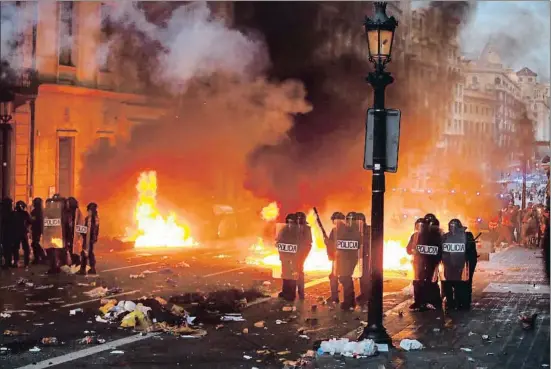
[
  {"x1": 316, "y1": 246, "x2": 550, "y2": 369},
  {"x1": 0, "y1": 239, "x2": 410, "y2": 369}
]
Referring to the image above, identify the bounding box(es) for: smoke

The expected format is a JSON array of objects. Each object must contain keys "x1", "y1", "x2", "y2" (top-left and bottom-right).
[
  {"x1": 0, "y1": 2, "x2": 37, "y2": 71},
  {"x1": 460, "y1": 1, "x2": 550, "y2": 80},
  {"x1": 238, "y1": 2, "x2": 488, "y2": 220},
  {"x1": 80, "y1": 2, "x2": 311, "y2": 236}
]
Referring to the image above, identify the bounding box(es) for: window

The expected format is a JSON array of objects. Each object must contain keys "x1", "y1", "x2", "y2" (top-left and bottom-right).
[
  {"x1": 495, "y1": 77, "x2": 501, "y2": 85},
  {"x1": 464, "y1": 104, "x2": 467, "y2": 113},
  {"x1": 458, "y1": 102, "x2": 462, "y2": 113},
  {"x1": 475, "y1": 105, "x2": 479, "y2": 114},
  {"x1": 472, "y1": 76, "x2": 478, "y2": 84},
  {"x1": 59, "y1": 2, "x2": 75, "y2": 66},
  {"x1": 99, "y1": 3, "x2": 115, "y2": 72},
  {"x1": 58, "y1": 137, "x2": 74, "y2": 197},
  {"x1": 528, "y1": 78, "x2": 533, "y2": 82}
]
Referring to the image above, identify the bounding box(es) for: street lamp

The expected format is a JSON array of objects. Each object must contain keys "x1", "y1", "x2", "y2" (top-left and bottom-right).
[
  {"x1": 0, "y1": 100, "x2": 14, "y2": 124},
  {"x1": 359, "y1": 2, "x2": 397, "y2": 345}
]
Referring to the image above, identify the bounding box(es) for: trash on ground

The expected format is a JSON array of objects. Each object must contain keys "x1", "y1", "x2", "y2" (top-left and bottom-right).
[
  {"x1": 243, "y1": 328, "x2": 249, "y2": 334},
  {"x1": 276, "y1": 320, "x2": 286, "y2": 325},
  {"x1": 399, "y1": 339, "x2": 424, "y2": 351},
  {"x1": 95, "y1": 316, "x2": 109, "y2": 323},
  {"x1": 175, "y1": 262, "x2": 190, "y2": 268},
  {"x1": 110, "y1": 350, "x2": 124, "y2": 354},
  {"x1": 26, "y1": 302, "x2": 50, "y2": 307},
  {"x1": 460, "y1": 348, "x2": 472, "y2": 352},
  {"x1": 433, "y1": 328, "x2": 440, "y2": 332},
  {"x1": 84, "y1": 287, "x2": 109, "y2": 298},
  {"x1": 282, "y1": 306, "x2": 296, "y2": 312},
  {"x1": 254, "y1": 321, "x2": 265, "y2": 328},
  {"x1": 468, "y1": 331, "x2": 476, "y2": 336},
  {"x1": 221, "y1": 315, "x2": 245, "y2": 322},
  {"x1": 215, "y1": 324, "x2": 224, "y2": 330},
  {"x1": 482, "y1": 335, "x2": 489, "y2": 340},
  {"x1": 29, "y1": 346, "x2": 41, "y2": 352},
  {"x1": 318, "y1": 338, "x2": 378, "y2": 357},
  {"x1": 142, "y1": 270, "x2": 157, "y2": 274},
  {"x1": 375, "y1": 344, "x2": 389, "y2": 352},
  {"x1": 243, "y1": 355, "x2": 252, "y2": 360},
  {"x1": 130, "y1": 274, "x2": 146, "y2": 279},
  {"x1": 69, "y1": 308, "x2": 84, "y2": 316},
  {"x1": 519, "y1": 313, "x2": 537, "y2": 330},
  {"x1": 35, "y1": 284, "x2": 54, "y2": 290},
  {"x1": 299, "y1": 335, "x2": 310, "y2": 340},
  {"x1": 4, "y1": 330, "x2": 23, "y2": 336},
  {"x1": 0, "y1": 313, "x2": 11, "y2": 318},
  {"x1": 79, "y1": 336, "x2": 105, "y2": 344},
  {"x1": 41, "y1": 337, "x2": 59, "y2": 345}
]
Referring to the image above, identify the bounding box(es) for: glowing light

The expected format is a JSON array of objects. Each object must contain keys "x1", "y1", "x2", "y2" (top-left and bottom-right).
[
  {"x1": 247, "y1": 209, "x2": 412, "y2": 274},
  {"x1": 52, "y1": 238, "x2": 63, "y2": 248},
  {"x1": 125, "y1": 171, "x2": 197, "y2": 248},
  {"x1": 260, "y1": 202, "x2": 279, "y2": 222}
]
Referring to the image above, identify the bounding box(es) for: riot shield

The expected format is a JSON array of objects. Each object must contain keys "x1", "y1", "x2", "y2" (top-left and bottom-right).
[
  {"x1": 334, "y1": 220, "x2": 363, "y2": 278},
  {"x1": 413, "y1": 232, "x2": 440, "y2": 282},
  {"x1": 73, "y1": 208, "x2": 86, "y2": 252},
  {"x1": 43, "y1": 201, "x2": 63, "y2": 249},
  {"x1": 439, "y1": 232, "x2": 469, "y2": 281},
  {"x1": 273, "y1": 223, "x2": 300, "y2": 280}
]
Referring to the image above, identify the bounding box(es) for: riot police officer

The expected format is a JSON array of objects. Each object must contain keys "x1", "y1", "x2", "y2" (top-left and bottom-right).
[
  {"x1": 64, "y1": 197, "x2": 84, "y2": 266},
  {"x1": 276, "y1": 213, "x2": 300, "y2": 301},
  {"x1": 408, "y1": 218, "x2": 442, "y2": 311},
  {"x1": 44, "y1": 196, "x2": 65, "y2": 274},
  {"x1": 30, "y1": 197, "x2": 45, "y2": 264},
  {"x1": 79, "y1": 202, "x2": 100, "y2": 275},
  {"x1": 464, "y1": 222, "x2": 478, "y2": 310},
  {"x1": 13, "y1": 201, "x2": 31, "y2": 267},
  {"x1": 328, "y1": 212, "x2": 363, "y2": 310},
  {"x1": 324, "y1": 211, "x2": 345, "y2": 303},
  {"x1": 296, "y1": 212, "x2": 312, "y2": 300},
  {"x1": 355, "y1": 212, "x2": 371, "y2": 305},
  {"x1": 440, "y1": 219, "x2": 471, "y2": 310}
]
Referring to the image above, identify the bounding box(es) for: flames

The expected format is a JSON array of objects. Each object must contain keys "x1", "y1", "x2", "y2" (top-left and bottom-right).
[
  {"x1": 126, "y1": 171, "x2": 197, "y2": 248},
  {"x1": 261, "y1": 202, "x2": 279, "y2": 221},
  {"x1": 247, "y1": 208, "x2": 413, "y2": 274}
]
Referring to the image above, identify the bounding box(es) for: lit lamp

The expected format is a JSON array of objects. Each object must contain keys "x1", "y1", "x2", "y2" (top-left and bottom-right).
[{"x1": 364, "y1": 2, "x2": 398, "y2": 70}]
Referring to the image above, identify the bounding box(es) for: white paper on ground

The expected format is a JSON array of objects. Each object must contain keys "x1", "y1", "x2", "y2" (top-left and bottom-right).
[{"x1": 399, "y1": 339, "x2": 424, "y2": 351}]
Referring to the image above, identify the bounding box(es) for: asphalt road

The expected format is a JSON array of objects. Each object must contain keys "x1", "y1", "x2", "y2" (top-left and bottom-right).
[{"x1": 0, "y1": 240, "x2": 411, "y2": 369}]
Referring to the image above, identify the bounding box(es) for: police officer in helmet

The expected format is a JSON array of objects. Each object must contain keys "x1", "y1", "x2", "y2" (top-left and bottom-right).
[
  {"x1": 355, "y1": 212, "x2": 371, "y2": 305},
  {"x1": 295, "y1": 211, "x2": 312, "y2": 300},
  {"x1": 440, "y1": 219, "x2": 471, "y2": 310},
  {"x1": 277, "y1": 213, "x2": 300, "y2": 301},
  {"x1": 325, "y1": 212, "x2": 345, "y2": 303},
  {"x1": 329, "y1": 211, "x2": 362, "y2": 310}
]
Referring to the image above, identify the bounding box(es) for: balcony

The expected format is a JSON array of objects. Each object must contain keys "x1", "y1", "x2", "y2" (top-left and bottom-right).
[{"x1": 0, "y1": 62, "x2": 40, "y2": 108}]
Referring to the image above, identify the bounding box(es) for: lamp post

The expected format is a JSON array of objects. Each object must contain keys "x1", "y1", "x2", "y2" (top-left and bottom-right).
[{"x1": 359, "y1": 2, "x2": 397, "y2": 345}]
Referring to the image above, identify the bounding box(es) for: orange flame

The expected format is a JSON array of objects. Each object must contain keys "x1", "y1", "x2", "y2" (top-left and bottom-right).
[
  {"x1": 260, "y1": 202, "x2": 279, "y2": 222},
  {"x1": 125, "y1": 171, "x2": 197, "y2": 248}
]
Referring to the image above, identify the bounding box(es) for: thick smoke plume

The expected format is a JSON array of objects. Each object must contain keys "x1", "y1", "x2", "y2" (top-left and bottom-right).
[
  {"x1": 80, "y1": 2, "x2": 311, "y2": 236},
  {"x1": 237, "y1": 2, "x2": 483, "y2": 221}
]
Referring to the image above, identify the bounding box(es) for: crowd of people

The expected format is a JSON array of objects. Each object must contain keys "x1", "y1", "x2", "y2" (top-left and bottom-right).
[
  {"x1": 0, "y1": 194, "x2": 100, "y2": 275},
  {"x1": 274, "y1": 210, "x2": 481, "y2": 312}
]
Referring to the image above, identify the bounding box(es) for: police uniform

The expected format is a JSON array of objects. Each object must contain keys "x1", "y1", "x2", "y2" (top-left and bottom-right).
[
  {"x1": 410, "y1": 218, "x2": 442, "y2": 310},
  {"x1": 440, "y1": 219, "x2": 470, "y2": 310},
  {"x1": 79, "y1": 203, "x2": 100, "y2": 275},
  {"x1": 43, "y1": 196, "x2": 65, "y2": 274},
  {"x1": 277, "y1": 214, "x2": 300, "y2": 301},
  {"x1": 296, "y1": 212, "x2": 312, "y2": 300},
  {"x1": 324, "y1": 212, "x2": 345, "y2": 303},
  {"x1": 329, "y1": 212, "x2": 362, "y2": 310},
  {"x1": 355, "y1": 213, "x2": 371, "y2": 305}
]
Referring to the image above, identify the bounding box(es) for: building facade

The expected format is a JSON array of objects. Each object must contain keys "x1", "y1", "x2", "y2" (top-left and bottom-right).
[{"x1": 2, "y1": 1, "x2": 166, "y2": 203}]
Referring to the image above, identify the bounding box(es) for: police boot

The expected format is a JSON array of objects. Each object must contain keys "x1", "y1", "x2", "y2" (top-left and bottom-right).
[{"x1": 88, "y1": 267, "x2": 97, "y2": 275}]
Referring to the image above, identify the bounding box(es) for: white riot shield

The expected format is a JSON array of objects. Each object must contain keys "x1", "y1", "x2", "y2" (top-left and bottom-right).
[
  {"x1": 335, "y1": 220, "x2": 363, "y2": 278},
  {"x1": 43, "y1": 201, "x2": 63, "y2": 249},
  {"x1": 272, "y1": 223, "x2": 300, "y2": 280}
]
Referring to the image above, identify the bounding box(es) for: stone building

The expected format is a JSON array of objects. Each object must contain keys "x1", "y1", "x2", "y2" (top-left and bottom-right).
[{"x1": 1, "y1": 1, "x2": 165, "y2": 203}]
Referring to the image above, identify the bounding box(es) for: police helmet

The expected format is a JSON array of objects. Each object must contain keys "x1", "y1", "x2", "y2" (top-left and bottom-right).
[
  {"x1": 356, "y1": 213, "x2": 366, "y2": 222},
  {"x1": 414, "y1": 217, "x2": 425, "y2": 231},
  {"x1": 15, "y1": 201, "x2": 26, "y2": 211},
  {"x1": 68, "y1": 197, "x2": 79, "y2": 209},
  {"x1": 87, "y1": 202, "x2": 98, "y2": 213},
  {"x1": 331, "y1": 212, "x2": 345, "y2": 221},
  {"x1": 345, "y1": 212, "x2": 357, "y2": 225},
  {"x1": 448, "y1": 218, "x2": 464, "y2": 233},
  {"x1": 430, "y1": 218, "x2": 440, "y2": 228},
  {"x1": 285, "y1": 213, "x2": 297, "y2": 224},
  {"x1": 424, "y1": 213, "x2": 437, "y2": 222},
  {"x1": 32, "y1": 197, "x2": 43, "y2": 209},
  {"x1": 295, "y1": 212, "x2": 307, "y2": 224}
]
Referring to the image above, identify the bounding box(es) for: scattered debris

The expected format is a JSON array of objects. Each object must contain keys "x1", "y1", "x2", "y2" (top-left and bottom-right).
[
  {"x1": 110, "y1": 350, "x2": 124, "y2": 354},
  {"x1": 130, "y1": 274, "x2": 146, "y2": 279},
  {"x1": 29, "y1": 346, "x2": 41, "y2": 352},
  {"x1": 468, "y1": 331, "x2": 476, "y2": 336},
  {"x1": 254, "y1": 321, "x2": 265, "y2": 328},
  {"x1": 26, "y1": 302, "x2": 50, "y2": 307},
  {"x1": 79, "y1": 336, "x2": 106, "y2": 344},
  {"x1": 318, "y1": 338, "x2": 377, "y2": 357},
  {"x1": 433, "y1": 328, "x2": 440, "y2": 332},
  {"x1": 243, "y1": 328, "x2": 249, "y2": 334},
  {"x1": 0, "y1": 313, "x2": 11, "y2": 318},
  {"x1": 221, "y1": 315, "x2": 245, "y2": 322},
  {"x1": 519, "y1": 313, "x2": 537, "y2": 330},
  {"x1": 70, "y1": 308, "x2": 83, "y2": 316},
  {"x1": 399, "y1": 339, "x2": 424, "y2": 351},
  {"x1": 175, "y1": 262, "x2": 190, "y2": 268},
  {"x1": 41, "y1": 337, "x2": 59, "y2": 345},
  {"x1": 215, "y1": 324, "x2": 224, "y2": 330},
  {"x1": 4, "y1": 330, "x2": 22, "y2": 336},
  {"x1": 84, "y1": 287, "x2": 109, "y2": 298},
  {"x1": 282, "y1": 306, "x2": 295, "y2": 312},
  {"x1": 460, "y1": 348, "x2": 472, "y2": 352},
  {"x1": 482, "y1": 335, "x2": 489, "y2": 340}
]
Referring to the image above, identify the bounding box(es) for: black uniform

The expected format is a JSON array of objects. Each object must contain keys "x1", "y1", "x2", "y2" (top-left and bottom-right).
[
  {"x1": 1, "y1": 198, "x2": 14, "y2": 268},
  {"x1": 409, "y1": 218, "x2": 442, "y2": 310},
  {"x1": 79, "y1": 203, "x2": 100, "y2": 274},
  {"x1": 355, "y1": 213, "x2": 371, "y2": 305},
  {"x1": 276, "y1": 213, "x2": 299, "y2": 301},
  {"x1": 30, "y1": 198, "x2": 45, "y2": 263},
  {"x1": 13, "y1": 201, "x2": 31, "y2": 267},
  {"x1": 325, "y1": 212, "x2": 345, "y2": 303},
  {"x1": 296, "y1": 212, "x2": 312, "y2": 300},
  {"x1": 464, "y1": 230, "x2": 478, "y2": 309},
  {"x1": 328, "y1": 212, "x2": 362, "y2": 310}
]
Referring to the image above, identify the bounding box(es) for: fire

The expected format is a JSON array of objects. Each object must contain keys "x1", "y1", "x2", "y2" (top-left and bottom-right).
[
  {"x1": 51, "y1": 238, "x2": 63, "y2": 248},
  {"x1": 261, "y1": 202, "x2": 279, "y2": 221},
  {"x1": 247, "y1": 208, "x2": 412, "y2": 275},
  {"x1": 125, "y1": 171, "x2": 197, "y2": 248}
]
